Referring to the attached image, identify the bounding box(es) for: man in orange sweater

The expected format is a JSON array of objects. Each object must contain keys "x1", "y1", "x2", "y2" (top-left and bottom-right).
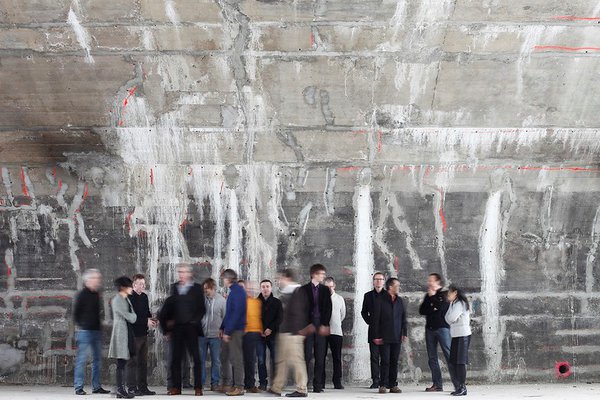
[{"x1": 239, "y1": 280, "x2": 263, "y2": 393}]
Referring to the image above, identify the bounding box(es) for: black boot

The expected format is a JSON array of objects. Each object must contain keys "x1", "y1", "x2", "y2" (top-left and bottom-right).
[{"x1": 117, "y1": 386, "x2": 135, "y2": 399}]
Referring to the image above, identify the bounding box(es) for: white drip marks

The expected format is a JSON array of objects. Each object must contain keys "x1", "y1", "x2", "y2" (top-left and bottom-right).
[{"x1": 67, "y1": 0, "x2": 94, "y2": 63}]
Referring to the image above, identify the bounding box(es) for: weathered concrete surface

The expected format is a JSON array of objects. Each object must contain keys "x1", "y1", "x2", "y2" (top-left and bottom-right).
[{"x1": 1, "y1": 0, "x2": 600, "y2": 387}]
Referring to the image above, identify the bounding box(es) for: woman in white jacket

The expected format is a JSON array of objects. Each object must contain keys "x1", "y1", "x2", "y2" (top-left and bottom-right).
[{"x1": 444, "y1": 285, "x2": 471, "y2": 397}]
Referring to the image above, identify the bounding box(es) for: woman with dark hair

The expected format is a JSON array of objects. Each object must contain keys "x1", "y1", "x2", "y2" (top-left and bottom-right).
[
  {"x1": 108, "y1": 276, "x2": 138, "y2": 398},
  {"x1": 444, "y1": 285, "x2": 471, "y2": 397}
]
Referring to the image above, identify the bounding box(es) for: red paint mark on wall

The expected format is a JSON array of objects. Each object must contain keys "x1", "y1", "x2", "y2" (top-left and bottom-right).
[
  {"x1": 534, "y1": 45, "x2": 600, "y2": 52},
  {"x1": 20, "y1": 167, "x2": 29, "y2": 197},
  {"x1": 552, "y1": 15, "x2": 600, "y2": 21},
  {"x1": 393, "y1": 256, "x2": 399, "y2": 274},
  {"x1": 123, "y1": 86, "x2": 138, "y2": 107},
  {"x1": 439, "y1": 206, "x2": 447, "y2": 232},
  {"x1": 52, "y1": 166, "x2": 57, "y2": 177},
  {"x1": 57, "y1": 180, "x2": 63, "y2": 194},
  {"x1": 179, "y1": 218, "x2": 188, "y2": 231},
  {"x1": 125, "y1": 208, "x2": 135, "y2": 231},
  {"x1": 377, "y1": 130, "x2": 383, "y2": 154},
  {"x1": 310, "y1": 32, "x2": 315, "y2": 47},
  {"x1": 337, "y1": 166, "x2": 360, "y2": 172},
  {"x1": 555, "y1": 361, "x2": 572, "y2": 378},
  {"x1": 150, "y1": 168, "x2": 154, "y2": 186},
  {"x1": 82, "y1": 183, "x2": 89, "y2": 200}
]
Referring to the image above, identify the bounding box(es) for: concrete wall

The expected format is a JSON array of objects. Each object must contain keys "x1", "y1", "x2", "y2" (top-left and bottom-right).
[{"x1": 1, "y1": 0, "x2": 600, "y2": 385}]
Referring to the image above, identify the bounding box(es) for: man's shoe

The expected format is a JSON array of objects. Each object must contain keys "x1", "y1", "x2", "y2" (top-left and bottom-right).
[
  {"x1": 116, "y1": 386, "x2": 135, "y2": 399},
  {"x1": 267, "y1": 389, "x2": 281, "y2": 396},
  {"x1": 426, "y1": 385, "x2": 443, "y2": 392},
  {"x1": 258, "y1": 386, "x2": 267, "y2": 391},
  {"x1": 195, "y1": 388, "x2": 203, "y2": 396},
  {"x1": 92, "y1": 387, "x2": 110, "y2": 394},
  {"x1": 167, "y1": 388, "x2": 182, "y2": 395},
  {"x1": 75, "y1": 389, "x2": 87, "y2": 395},
  {"x1": 334, "y1": 384, "x2": 344, "y2": 390},
  {"x1": 389, "y1": 387, "x2": 402, "y2": 394},
  {"x1": 312, "y1": 387, "x2": 324, "y2": 393},
  {"x1": 140, "y1": 388, "x2": 156, "y2": 396},
  {"x1": 219, "y1": 386, "x2": 233, "y2": 393},
  {"x1": 451, "y1": 386, "x2": 467, "y2": 396},
  {"x1": 369, "y1": 383, "x2": 379, "y2": 389},
  {"x1": 285, "y1": 392, "x2": 307, "y2": 398},
  {"x1": 226, "y1": 387, "x2": 245, "y2": 396},
  {"x1": 378, "y1": 387, "x2": 388, "y2": 394},
  {"x1": 246, "y1": 387, "x2": 261, "y2": 393},
  {"x1": 210, "y1": 385, "x2": 218, "y2": 392},
  {"x1": 183, "y1": 383, "x2": 193, "y2": 389}
]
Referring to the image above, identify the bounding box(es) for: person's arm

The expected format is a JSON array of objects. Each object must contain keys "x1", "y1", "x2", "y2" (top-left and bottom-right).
[
  {"x1": 321, "y1": 286, "x2": 333, "y2": 327},
  {"x1": 114, "y1": 297, "x2": 137, "y2": 324},
  {"x1": 270, "y1": 298, "x2": 283, "y2": 331},
  {"x1": 72, "y1": 291, "x2": 82, "y2": 326},
  {"x1": 361, "y1": 293, "x2": 371, "y2": 324},
  {"x1": 223, "y1": 288, "x2": 242, "y2": 336},
  {"x1": 401, "y1": 299, "x2": 408, "y2": 338},
  {"x1": 371, "y1": 297, "x2": 382, "y2": 343},
  {"x1": 444, "y1": 301, "x2": 463, "y2": 324},
  {"x1": 419, "y1": 294, "x2": 433, "y2": 315},
  {"x1": 340, "y1": 295, "x2": 346, "y2": 322}
]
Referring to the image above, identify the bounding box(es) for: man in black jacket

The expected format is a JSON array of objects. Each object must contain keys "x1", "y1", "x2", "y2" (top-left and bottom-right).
[
  {"x1": 372, "y1": 278, "x2": 407, "y2": 394},
  {"x1": 301, "y1": 263, "x2": 332, "y2": 393},
  {"x1": 167, "y1": 263, "x2": 206, "y2": 396},
  {"x1": 127, "y1": 274, "x2": 157, "y2": 396},
  {"x1": 360, "y1": 272, "x2": 386, "y2": 389},
  {"x1": 419, "y1": 273, "x2": 451, "y2": 392},
  {"x1": 257, "y1": 279, "x2": 283, "y2": 391},
  {"x1": 73, "y1": 269, "x2": 110, "y2": 396}
]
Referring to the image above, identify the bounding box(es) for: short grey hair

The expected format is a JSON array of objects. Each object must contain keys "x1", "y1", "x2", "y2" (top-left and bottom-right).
[
  {"x1": 82, "y1": 268, "x2": 101, "y2": 282},
  {"x1": 176, "y1": 263, "x2": 192, "y2": 272}
]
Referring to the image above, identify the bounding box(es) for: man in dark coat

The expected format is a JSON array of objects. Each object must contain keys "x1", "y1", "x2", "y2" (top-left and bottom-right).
[
  {"x1": 372, "y1": 277, "x2": 407, "y2": 394},
  {"x1": 257, "y1": 279, "x2": 283, "y2": 390},
  {"x1": 360, "y1": 271, "x2": 386, "y2": 389},
  {"x1": 167, "y1": 263, "x2": 206, "y2": 396},
  {"x1": 301, "y1": 263, "x2": 332, "y2": 393}
]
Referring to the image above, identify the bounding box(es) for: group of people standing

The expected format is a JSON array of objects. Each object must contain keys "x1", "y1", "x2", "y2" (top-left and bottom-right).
[
  {"x1": 72, "y1": 266, "x2": 471, "y2": 398},
  {"x1": 361, "y1": 272, "x2": 472, "y2": 396}
]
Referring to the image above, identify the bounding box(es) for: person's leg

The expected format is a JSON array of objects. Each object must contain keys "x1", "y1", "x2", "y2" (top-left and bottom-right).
[
  {"x1": 256, "y1": 337, "x2": 267, "y2": 388},
  {"x1": 171, "y1": 327, "x2": 184, "y2": 390},
  {"x1": 208, "y1": 338, "x2": 221, "y2": 387},
  {"x1": 368, "y1": 342, "x2": 380, "y2": 387},
  {"x1": 183, "y1": 325, "x2": 202, "y2": 390},
  {"x1": 271, "y1": 334, "x2": 290, "y2": 393},
  {"x1": 312, "y1": 332, "x2": 327, "y2": 390},
  {"x1": 388, "y1": 344, "x2": 401, "y2": 389},
  {"x1": 137, "y1": 336, "x2": 149, "y2": 391},
  {"x1": 378, "y1": 344, "x2": 390, "y2": 389},
  {"x1": 426, "y1": 329, "x2": 443, "y2": 389},
  {"x1": 165, "y1": 336, "x2": 174, "y2": 389},
  {"x1": 438, "y1": 328, "x2": 451, "y2": 363},
  {"x1": 448, "y1": 337, "x2": 459, "y2": 391},
  {"x1": 91, "y1": 330, "x2": 103, "y2": 391},
  {"x1": 74, "y1": 330, "x2": 91, "y2": 391},
  {"x1": 456, "y1": 364, "x2": 466, "y2": 388},
  {"x1": 267, "y1": 337, "x2": 277, "y2": 385},
  {"x1": 199, "y1": 336, "x2": 209, "y2": 386},
  {"x1": 182, "y1": 350, "x2": 191, "y2": 387},
  {"x1": 303, "y1": 332, "x2": 315, "y2": 387},
  {"x1": 329, "y1": 335, "x2": 343, "y2": 388},
  {"x1": 126, "y1": 339, "x2": 138, "y2": 391},
  {"x1": 116, "y1": 359, "x2": 127, "y2": 389},
  {"x1": 291, "y1": 335, "x2": 308, "y2": 394},
  {"x1": 231, "y1": 330, "x2": 245, "y2": 388},
  {"x1": 220, "y1": 338, "x2": 232, "y2": 387},
  {"x1": 243, "y1": 333, "x2": 254, "y2": 389}
]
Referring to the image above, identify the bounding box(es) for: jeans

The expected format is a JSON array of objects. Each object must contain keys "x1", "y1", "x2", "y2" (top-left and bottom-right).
[
  {"x1": 243, "y1": 332, "x2": 262, "y2": 389},
  {"x1": 199, "y1": 337, "x2": 221, "y2": 386},
  {"x1": 425, "y1": 327, "x2": 451, "y2": 388},
  {"x1": 256, "y1": 336, "x2": 276, "y2": 388},
  {"x1": 369, "y1": 342, "x2": 381, "y2": 385},
  {"x1": 74, "y1": 330, "x2": 103, "y2": 391}
]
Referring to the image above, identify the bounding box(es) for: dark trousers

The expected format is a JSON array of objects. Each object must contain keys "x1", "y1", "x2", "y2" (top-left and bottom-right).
[
  {"x1": 425, "y1": 327, "x2": 451, "y2": 389},
  {"x1": 369, "y1": 342, "x2": 381, "y2": 386},
  {"x1": 304, "y1": 328, "x2": 327, "y2": 390},
  {"x1": 448, "y1": 364, "x2": 466, "y2": 390},
  {"x1": 116, "y1": 359, "x2": 127, "y2": 388},
  {"x1": 325, "y1": 334, "x2": 343, "y2": 386},
  {"x1": 379, "y1": 343, "x2": 401, "y2": 389},
  {"x1": 171, "y1": 324, "x2": 202, "y2": 390},
  {"x1": 127, "y1": 336, "x2": 149, "y2": 390},
  {"x1": 257, "y1": 336, "x2": 276, "y2": 388},
  {"x1": 243, "y1": 332, "x2": 262, "y2": 389}
]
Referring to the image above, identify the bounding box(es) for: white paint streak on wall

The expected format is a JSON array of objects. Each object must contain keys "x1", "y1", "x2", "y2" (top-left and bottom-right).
[
  {"x1": 227, "y1": 188, "x2": 241, "y2": 276},
  {"x1": 479, "y1": 176, "x2": 515, "y2": 382},
  {"x1": 67, "y1": 0, "x2": 94, "y2": 63},
  {"x1": 1, "y1": 168, "x2": 14, "y2": 202},
  {"x1": 164, "y1": 0, "x2": 180, "y2": 26},
  {"x1": 352, "y1": 171, "x2": 375, "y2": 382},
  {"x1": 323, "y1": 167, "x2": 336, "y2": 216},
  {"x1": 585, "y1": 205, "x2": 600, "y2": 296}
]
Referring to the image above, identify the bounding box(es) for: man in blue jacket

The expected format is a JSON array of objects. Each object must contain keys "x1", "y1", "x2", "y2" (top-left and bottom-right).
[{"x1": 219, "y1": 269, "x2": 247, "y2": 396}]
